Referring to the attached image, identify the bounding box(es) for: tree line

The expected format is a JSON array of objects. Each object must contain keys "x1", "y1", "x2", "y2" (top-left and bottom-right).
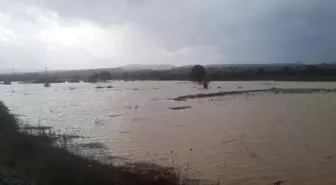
[
  {"x1": 86, "y1": 64, "x2": 336, "y2": 82},
  {"x1": 2, "y1": 64, "x2": 336, "y2": 83}
]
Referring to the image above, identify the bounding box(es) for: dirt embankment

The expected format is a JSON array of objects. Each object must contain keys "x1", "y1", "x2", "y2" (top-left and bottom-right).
[{"x1": 173, "y1": 88, "x2": 336, "y2": 101}]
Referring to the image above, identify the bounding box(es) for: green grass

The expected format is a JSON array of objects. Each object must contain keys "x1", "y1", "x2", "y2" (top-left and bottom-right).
[{"x1": 0, "y1": 101, "x2": 180, "y2": 185}]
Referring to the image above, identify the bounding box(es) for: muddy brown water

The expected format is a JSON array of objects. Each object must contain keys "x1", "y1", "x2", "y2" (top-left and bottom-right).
[{"x1": 1, "y1": 81, "x2": 336, "y2": 185}]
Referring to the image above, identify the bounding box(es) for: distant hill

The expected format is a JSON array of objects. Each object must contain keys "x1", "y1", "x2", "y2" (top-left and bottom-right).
[{"x1": 121, "y1": 64, "x2": 174, "y2": 71}]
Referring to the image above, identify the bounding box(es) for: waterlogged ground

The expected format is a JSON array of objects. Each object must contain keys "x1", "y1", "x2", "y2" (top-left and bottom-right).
[{"x1": 1, "y1": 81, "x2": 336, "y2": 185}]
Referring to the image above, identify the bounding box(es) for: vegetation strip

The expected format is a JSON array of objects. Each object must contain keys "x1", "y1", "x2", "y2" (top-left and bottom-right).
[
  {"x1": 174, "y1": 88, "x2": 336, "y2": 101},
  {"x1": 0, "y1": 101, "x2": 180, "y2": 185}
]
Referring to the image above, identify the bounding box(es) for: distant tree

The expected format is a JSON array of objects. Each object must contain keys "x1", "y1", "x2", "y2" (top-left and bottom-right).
[
  {"x1": 211, "y1": 73, "x2": 220, "y2": 81},
  {"x1": 257, "y1": 68, "x2": 265, "y2": 76},
  {"x1": 281, "y1": 66, "x2": 292, "y2": 75},
  {"x1": 88, "y1": 71, "x2": 112, "y2": 82},
  {"x1": 190, "y1": 65, "x2": 210, "y2": 89},
  {"x1": 69, "y1": 75, "x2": 81, "y2": 83},
  {"x1": 190, "y1": 65, "x2": 206, "y2": 82},
  {"x1": 99, "y1": 71, "x2": 112, "y2": 82},
  {"x1": 304, "y1": 65, "x2": 319, "y2": 76},
  {"x1": 88, "y1": 73, "x2": 99, "y2": 83}
]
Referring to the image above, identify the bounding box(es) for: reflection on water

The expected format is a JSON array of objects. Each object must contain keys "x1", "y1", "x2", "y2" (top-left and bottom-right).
[{"x1": 1, "y1": 81, "x2": 336, "y2": 185}]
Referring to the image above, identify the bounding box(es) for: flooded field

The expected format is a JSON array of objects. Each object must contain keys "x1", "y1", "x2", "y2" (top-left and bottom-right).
[{"x1": 1, "y1": 81, "x2": 336, "y2": 185}]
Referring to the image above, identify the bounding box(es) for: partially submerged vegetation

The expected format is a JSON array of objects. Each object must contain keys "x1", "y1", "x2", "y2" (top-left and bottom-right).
[
  {"x1": 0, "y1": 101, "x2": 180, "y2": 185},
  {"x1": 190, "y1": 65, "x2": 210, "y2": 89},
  {"x1": 173, "y1": 88, "x2": 336, "y2": 101},
  {"x1": 168, "y1": 106, "x2": 192, "y2": 110},
  {"x1": 95, "y1": 85, "x2": 113, "y2": 89}
]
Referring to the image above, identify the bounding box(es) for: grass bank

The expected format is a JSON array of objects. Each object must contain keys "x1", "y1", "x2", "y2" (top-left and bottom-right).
[{"x1": 0, "y1": 101, "x2": 179, "y2": 185}]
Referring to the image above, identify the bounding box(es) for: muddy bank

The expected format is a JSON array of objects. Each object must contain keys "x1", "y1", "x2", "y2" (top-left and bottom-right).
[
  {"x1": 173, "y1": 88, "x2": 336, "y2": 101},
  {"x1": 0, "y1": 101, "x2": 180, "y2": 185}
]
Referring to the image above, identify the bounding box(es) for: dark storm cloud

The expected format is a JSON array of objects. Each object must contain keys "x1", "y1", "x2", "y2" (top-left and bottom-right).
[
  {"x1": 1, "y1": 0, "x2": 336, "y2": 70},
  {"x1": 32, "y1": 0, "x2": 336, "y2": 62}
]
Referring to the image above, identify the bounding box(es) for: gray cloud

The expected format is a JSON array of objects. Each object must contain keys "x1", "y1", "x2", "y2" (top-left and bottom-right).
[{"x1": 1, "y1": 0, "x2": 336, "y2": 71}]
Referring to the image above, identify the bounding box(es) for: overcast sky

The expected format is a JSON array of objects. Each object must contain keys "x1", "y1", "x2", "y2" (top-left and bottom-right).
[{"x1": 1, "y1": 0, "x2": 336, "y2": 71}]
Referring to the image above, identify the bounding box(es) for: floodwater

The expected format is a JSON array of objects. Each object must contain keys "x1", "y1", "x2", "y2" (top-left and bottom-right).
[{"x1": 1, "y1": 81, "x2": 336, "y2": 185}]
